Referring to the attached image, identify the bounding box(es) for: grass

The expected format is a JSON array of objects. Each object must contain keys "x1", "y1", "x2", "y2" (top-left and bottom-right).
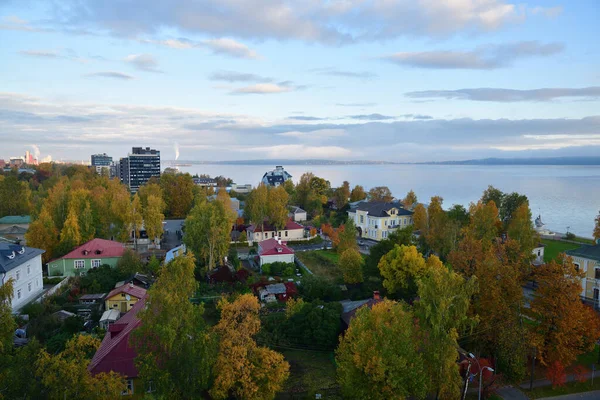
[
  {"x1": 277, "y1": 350, "x2": 341, "y2": 400},
  {"x1": 296, "y1": 250, "x2": 343, "y2": 282},
  {"x1": 576, "y1": 345, "x2": 600, "y2": 367},
  {"x1": 541, "y1": 239, "x2": 581, "y2": 263},
  {"x1": 528, "y1": 379, "x2": 600, "y2": 398}
]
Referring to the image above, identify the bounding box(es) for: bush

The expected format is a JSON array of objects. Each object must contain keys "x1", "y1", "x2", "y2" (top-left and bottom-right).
[
  {"x1": 299, "y1": 275, "x2": 343, "y2": 302},
  {"x1": 261, "y1": 262, "x2": 295, "y2": 276},
  {"x1": 20, "y1": 302, "x2": 45, "y2": 319},
  {"x1": 43, "y1": 277, "x2": 64, "y2": 285},
  {"x1": 565, "y1": 232, "x2": 576, "y2": 240}
]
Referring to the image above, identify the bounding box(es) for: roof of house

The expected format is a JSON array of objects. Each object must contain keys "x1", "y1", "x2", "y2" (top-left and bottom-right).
[
  {"x1": 258, "y1": 238, "x2": 294, "y2": 256},
  {"x1": 249, "y1": 219, "x2": 304, "y2": 233},
  {"x1": 99, "y1": 309, "x2": 121, "y2": 322},
  {"x1": 265, "y1": 283, "x2": 288, "y2": 294},
  {"x1": 88, "y1": 298, "x2": 145, "y2": 378},
  {"x1": 52, "y1": 310, "x2": 76, "y2": 322},
  {"x1": 54, "y1": 238, "x2": 126, "y2": 261},
  {"x1": 0, "y1": 243, "x2": 44, "y2": 273},
  {"x1": 352, "y1": 201, "x2": 413, "y2": 217},
  {"x1": 106, "y1": 283, "x2": 147, "y2": 301},
  {"x1": 80, "y1": 293, "x2": 107, "y2": 301},
  {"x1": 566, "y1": 245, "x2": 600, "y2": 262},
  {"x1": 0, "y1": 215, "x2": 31, "y2": 224},
  {"x1": 0, "y1": 225, "x2": 28, "y2": 235},
  {"x1": 340, "y1": 297, "x2": 383, "y2": 326},
  {"x1": 290, "y1": 206, "x2": 306, "y2": 214}
]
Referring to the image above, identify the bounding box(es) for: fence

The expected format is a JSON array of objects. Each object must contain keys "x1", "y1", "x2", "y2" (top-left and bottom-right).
[
  {"x1": 294, "y1": 257, "x2": 313, "y2": 275},
  {"x1": 37, "y1": 277, "x2": 70, "y2": 303}
]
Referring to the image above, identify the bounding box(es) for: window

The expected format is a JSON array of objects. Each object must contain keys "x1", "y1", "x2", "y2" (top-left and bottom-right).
[
  {"x1": 595, "y1": 268, "x2": 600, "y2": 280},
  {"x1": 91, "y1": 259, "x2": 101, "y2": 268},
  {"x1": 27, "y1": 265, "x2": 31, "y2": 275},
  {"x1": 113, "y1": 304, "x2": 118, "y2": 308},
  {"x1": 146, "y1": 380, "x2": 155, "y2": 393},
  {"x1": 16, "y1": 270, "x2": 20, "y2": 281},
  {"x1": 360, "y1": 215, "x2": 364, "y2": 223},
  {"x1": 574, "y1": 263, "x2": 580, "y2": 272},
  {"x1": 28, "y1": 282, "x2": 32, "y2": 292},
  {"x1": 285, "y1": 231, "x2": 288, "y2": 237},
  {"x1": 130, "y1": 303, "x2": 134, "y2": 308},
  {"x1": 122, "y1": 379, "x2": 134, "y2": 395},
  {"x1": 74, "y1": 260, "x2": 85, "y2": 269},
  {"x1": 36, "y1": 279, "x2": 39, "y2": 287},
  {"x1": 17, "y1": 289, "x2": 21, "y2": 299},
  {"x1": 121, "y1": 293, "x2": 126, "y2": 298}
]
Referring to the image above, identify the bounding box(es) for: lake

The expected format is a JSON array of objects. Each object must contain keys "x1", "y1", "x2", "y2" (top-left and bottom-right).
[{"x1": 171, "y1": 164, "x2": 600, "y2": 238}]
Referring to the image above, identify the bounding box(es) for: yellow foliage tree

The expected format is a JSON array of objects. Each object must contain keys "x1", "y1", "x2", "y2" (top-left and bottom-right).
[
  {"x1": 25, "y1": 206, "x2": 59, "y2": 263},
  {"x1": 36, "y1": 334, "x2": 126, "y2": 400},
  {"x1": 210, "y1": 294, "x2": 290, "y2": 400},
  {"x1": 58, "y1": 208, "x2": 82, "y2": 254},
  {"x1": 378, "y1": 245, "x2": 429, "y2": 297},
  {"x1": 339, "y1": 248, "x2": 364, "y2": 284}
]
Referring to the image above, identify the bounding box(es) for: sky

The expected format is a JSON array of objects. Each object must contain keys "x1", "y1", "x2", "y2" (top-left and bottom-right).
[{"x1": 0, "y1": 0, "x2": 599, "y2": 163}]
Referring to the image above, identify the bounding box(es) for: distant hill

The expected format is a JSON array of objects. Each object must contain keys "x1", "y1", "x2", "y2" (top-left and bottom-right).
[
  {"x1": 418, "y1": 157, "x2": 600, "y2": 166},
  {"x1": 165, "y1": 159, "x2": 396, "y2": 165}
]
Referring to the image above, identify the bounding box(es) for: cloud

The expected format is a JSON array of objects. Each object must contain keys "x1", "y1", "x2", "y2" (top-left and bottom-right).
[
  {"x1": 18, "y1": 50, "x2": 61, "y2": 58},
  {"x1": 336, "y1": 102, "x2": 377, "y2": 107},
  {"x1": 287, "y1": 116, "x2": 327, "y2": 121},
  {"x1": 202, "y1": 38, "x2": 260, "y2": 59},
  {"x1": 349, "y1": 114, "x2": 395, "y2": 121},
  {"x1": 312, "y1": 68, "x2": 377, "y2": 79},
  {"x1": 230, "y1": 82, "x2": 300, "y2": 95},
  {"x1": 382, "y1": 41, "x2": 564, "y2": 69},
  {"x1": 530, "y1": 6, "x2": 563, "y2": 18},
  {"x1": 278, "y1": 129, "x2": 345, "y2": 138},
  {"x1": 28, "y1": 0, "x2": 530, "y2": 44},
  {"x1": 400, "y1": 114, "x2": 433, "y2": 120},
  {"x1": 209, "y1": 70, "x2": 272, "y2": 83},
  {"x1": 246, "y1": 144, "x2": 353, "y2": 159},
  {"x1": 84, "y1": 71, "x2": 135, "y2": 80},
  {"x1": 405, "y1": 87, "x2": 600, "y2": 102},
  {"x1": 124, "y1": 54, "x2": 162, "y2": 72}
]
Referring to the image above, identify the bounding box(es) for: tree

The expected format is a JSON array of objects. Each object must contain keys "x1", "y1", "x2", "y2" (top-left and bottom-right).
[
  {"x1": 184, "y1": 200, "x2": 232, "y2": 271},
  {"x1": 133, "y1": 254, "x2": 217, "y2": 398},
  {"x1": 210, "y1": 294, "x2": 289, "y2": 400},
  {"x1": 339, "y1": 248, "x2": 364, "y2": 284},
  {"x1": 337, "y1": 218, "x2": 358, "y2": 254},
  {"x1": 336, "y1": 300, "x2": 429, "y2": 400},
  {"x1": 402, "y1": 189, "x2": 418, "y2": 209},
  {"x1": 144, "y1": 194, "x2": 165, "y2": 247},
  {"x1": 116, "y1": 248, "x2": 143, "y2": 276},
  {"x1": 415, "y1": 265, "x2": 478, "y2": 400},
  {"x1": 413, "y1": 203, "x2": 428, "y2": 234},
  {"x1": 131, "y1": 193, "x2": 144, "y2": 250},
  {"x1": 426, "y1": 196, "x2": 451, "y2": 258},
  {"x1": 378, "y1": 245, "x2": 429, "y2": 298},
  {"x1": 79, "y1": 201, "x2": 96, "y2": 243},
  {"x1": 593, "y1": 210, "x2": 600, "y2": 241},
  {"x1": 282, "y1": 179, "x2": 295, "y2": 198},
  {"x1": 499, "y1": 192, "x2": 528, "y2": 226},
  {"x1": 364, "y1": 227, "x2": 414, "y2": 277},
  {"x1": 25, "y1": 206, "x2": 59, "y2": 263},
  {"x1": 161, "y1": 173, "x2": 195, "y2": 218},
  {"x1": 58, "y1": 208, "x2": 82, "y2": 255},
  {"x1": 294, "y1": 172, "x2": 314, "y2": 210},
  {"x1": 147, "y1": 254, "x2": 161, "y2": 276},
  {"x1": 507, "y1": 202, "x2": 539, "y2": 256},
  {"x1": 350, "y1": 185, "x2": 367, "y2": 202},
  {"x1": 1, "y1": 339, "x2": 44, "y2": 399},
  {"x1": 106, "y1": 179, "x2": 133, "y2": 242},
  {"x1": 368, "y1": 186, "x2": 393, "y2": 202},
  {"x1": 481, "y1": 185, "x2": 504, "y2": 208},
  {"x1": 466, "y1": 201, "x2": 500, "y2": 251},
  {"x1": 0, "y1": 175, "x2": 31, "y2": 217},
  {"x1": 0, "y1": 279, "x2": 16, "y2": 355},
  {"x1": 333, "y1": 181, "x2": 351, "y2": 209},
  {"x1": 137, "y1": 182, "x2": 163, "y2": 209},
  {"x1": 246, "y1": 184, "x2": 269, "y2": 231},
  {"x1": 309, "y1": 176, "x2": 331, "y2": 201},
  {"x1": 36, "y1": 334, "x2": 126, "y2": 400},
  {"x1": 267, "y1": 186, "x2": 290, "y2": 231},
  {"x1": 530, "y1": 254, "x2": 600, "y2": 366},
  {"x1": 546, "y1": 362, "x2": 567, "y2": 388}
]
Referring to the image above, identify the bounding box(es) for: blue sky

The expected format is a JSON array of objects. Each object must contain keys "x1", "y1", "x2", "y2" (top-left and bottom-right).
[{"x1": 0, "y1": 0, "x2": 599, "y2": 162}]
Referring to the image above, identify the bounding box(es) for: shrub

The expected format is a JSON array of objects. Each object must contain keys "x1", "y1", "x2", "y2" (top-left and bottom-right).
[
  {"x1": 546, "y1": 361, "x2": 567, "y2": 388},
  {"x1": 565, "y1": 232, "x2": 576, "y2": 240},
  {"x1": 261, "y1": 262, "x2": 295, "y2": 276},
  {"x1": 573, "y1": 365, "x2": 588, "y2": 383}
]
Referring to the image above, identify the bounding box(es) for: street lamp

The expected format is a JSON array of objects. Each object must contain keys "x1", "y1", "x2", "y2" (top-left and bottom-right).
[{"x1": 469, "y1": 353, "x2": 494, "y2": 400}]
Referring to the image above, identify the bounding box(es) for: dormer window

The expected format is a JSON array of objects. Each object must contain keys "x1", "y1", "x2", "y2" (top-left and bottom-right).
[
  {"x1": 95, "y1": 249, "x2": 103, "y2": 255},
  {"x1": 7, "y1": 251, "x2": 15, "y2": 260},
  {"x1": 83, "y1": 250, "x2": 89, "y2": 255},
  {"x1": 17, "y1": 247, "x2": 25, "y2": 255}
]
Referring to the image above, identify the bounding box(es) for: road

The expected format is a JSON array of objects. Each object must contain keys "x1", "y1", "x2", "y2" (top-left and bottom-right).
[{"x1": 537, "y1": 391, "x2": 600, "y2": 399}]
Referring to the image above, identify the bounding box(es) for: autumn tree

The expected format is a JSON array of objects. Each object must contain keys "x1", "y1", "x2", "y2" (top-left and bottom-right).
[
  {"x1": 36, "y1": 334, "x2": 126, "y2": 400},
  {"x1": 530, "y1": 254, "x2": 600, "y2": 366},
  {"x1": 364, "y1": 227, "x2": 414, "y2": 277},
  {"x1": 131, "y1": 193, "x2": 144, "y2": 249},
  {"x1": 402, "y1": 189, "x2": 418, "y2": 209},
  {"x1": 339, "y1": 248, "x2": 364, "y2": 284},
  {"x1": 465, "y1": 201, "x2": 500, "y2": 251},
  {"x1": 378, "y1": 245, "x2": 430, "y2": 298},
  {"x1": 267, "y1": 186, "x2": 290, "y2": 231},
  {"x1": 368, "y1": 186, "x2": 393, "y2": 202},
  {"x1": 499, "y1": 192, "x2": 528, "y2": 226},
  {"x1": 294, "y1": 172, "x2": 314, "y2": 210},
  {"x1": 507, "y1": 201, "x2": 539, "y2": 256},
  {"x1": 184, "y1": 199, "x2": 233, "y2": 271},
  {"x1": 337, "y1": 218, "x2": 358, "y2": 254},
  {"x1": 137, "y1": 182, "x2": 163, "y2": 209},
  {"x1": 144, "y1": 194, "x2": 165, "y2": 247},
  {"x1": 413, "y1": 203, "x2": 428, "y2": 234},
  {"x1": 595, "y1": 210, "x2": 600, "y2": 241},
  {"x1": 106, "y1": 179, "x2": 133, "y2": 242},
  {"x1": 336, "y1": 300, "x2": 429, "y2": 400},
  {"x1": 350, "y1": 185, "x2": 367, "y2": 202},
  {"x1": 0, "y1": 175, "x2": 31, "y2": 217},
  {"x1": 415, "y1": 264, "x2": 478, "y2": 399},
  {"x1": 426, "y1": 196, "x2": 452, "y2": 258},
  {"x1": 481, "y1": 185, "x2": 504, "y2": 208},
  {"x1": 44, "y1": 177, "x2": 70, "y2": 231},
  {"x1": 25, "y1": 206, "x2": 59, "y2": 263},
  {"x1": 246, "y1": 184, "x2": 269, "y2": 231},
  {"x1": 333, "y1": 181, "x2": 351, "y2": 209},
  {"x1": 133, "y1": 254, "x2": 217, "y2": 397},
  {"x1": 210, "y1": 294, "x2": 289, "y2": 400},
  {"x1": 58, "y1": 208, "x2": 82, "y2": 255},
  {"x1": 160, "y1": 172, "x2": 195, "y2": 218}
]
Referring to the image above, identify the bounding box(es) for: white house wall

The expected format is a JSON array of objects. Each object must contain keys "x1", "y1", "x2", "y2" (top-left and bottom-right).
[
  {"x1": 3, "y1": 254, "x2": 44, "y2": 311},
  {"x1": 260, "y1": 254, "x2": 295, "y2": 266}
]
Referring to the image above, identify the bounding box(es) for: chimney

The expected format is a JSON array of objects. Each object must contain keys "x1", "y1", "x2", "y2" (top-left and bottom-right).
[
  {"x1": 129, "y1": 282, "x2": 134, "y2": 288},
  {"x1": 373, "y1": 291, "x2": 380, "y2": 300},
  {"x1": 278, "y1": 239, "x2": 282, "y2": 245}
]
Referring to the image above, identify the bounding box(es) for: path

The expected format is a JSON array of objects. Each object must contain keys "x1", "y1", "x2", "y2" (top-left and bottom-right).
[
  {"x1": 497, "y1": 386, "x2": 529, "y2": 400},
  {"x1": 538, "y1": 390, "x2": 600, "y2": 399}
]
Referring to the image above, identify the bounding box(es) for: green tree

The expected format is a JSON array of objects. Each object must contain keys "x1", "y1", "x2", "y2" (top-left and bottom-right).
[
  {"x1": 282, "y1": 179, "x2": 295, "y2": 198},
  {"x1": 336, "y1": 300, "x2": 429, "y2": 400},
  {"x1": 364, "y1": 226, "x2": 414, "y2": 277},
  {"x1": 466, "y1": 201, "x2": 500, "y2": 251},
  {"x1": 267, "y1": 186, "x2": 290, "y2": 231},
  {"x1": 144, "y1": 194, "x2": 165, "y2": 247},
  {"x1": 507, "y1": 201, "x2": 539, "y2": 256},
  {"x1": 595, "y1": 210, "x2": 600, "y2": 241},
  {"x1": 147, "y1": 254, "x2": 161, "y2": 276},
  {"x1": 337, "y1": 218, "x2": 358, "y2": 254},
  {"x1": 130, "y1": 193, "x2": 144, "y2": 249},
  {"x1": 333, "y1": 181, "x2": 351, "y2": 209},
  {"x1": 349, "y1": 185, "x2": 367, "y2": 202},
  {"x1": 500, "y1": 192, "x2": 529, "y2": 226},
  {"x1": 368, "y1": 186, "x2": 393, "y2": 202},
  {"x1": 116, "y1": 248, "x2": 143, "y2": 276},
  {"x1": 415, "y1": 264, "x2": 478, "y2": 399},
  {"x1": 25, "y1": 206, "x2": 59, "y2": 263},
  {"x1": 246, "y1": 184, "x2": 269, "y2": 231},
  {"x1": 426, "y1": 196, "x2": 451, "y2": 258},
  {"x1": 133, "y1": 254, "x2": 217, "y2": 398},
  {"x1": 210, "y1": 294, "x2": 290, "y2": 400},
  {"x1": 1, "y1": 339, "x2": 44, "y2": 399},
  {"x1": 0, "y1": 280, "x2": 16, "y2": 355},
  {"x1": 294, "y1": 172, "x2": 314, "y2": 210},
  {"x1": 481, "y1": 185, "x2": 504, "y2": 208},
  {"x1": 161, "y1": 172, "x2": 195, "y2": 218},
  {"x1": 447, "y1": 204, "x2": 470, "y2": 227},
  {"x1": 0, "y1": 175, "x2": 31, "y2": 217},
  {"x1": 184, "y1": 200, "x2": 232, "y2": 271},
  {"x1": 58, "y1": 208, "x2": 82, "y2": 255},
  {"x1": 339, "y1": 248, "x2": 364, "y2": 284},
  {"x1": 378, "y1": 245, "x2": 429, "y2": 298},
  {"x1": 402, "y1": 189, "x2": 418, "y2": 209}
]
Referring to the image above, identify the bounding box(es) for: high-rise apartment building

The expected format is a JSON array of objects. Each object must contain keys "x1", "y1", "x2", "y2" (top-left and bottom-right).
[
  {"x1": 91, "y1": 153, "x2": 113, "y2": 166},
  {"x1": 118, "y1": 147, "x2": 160, "y2": 192}
]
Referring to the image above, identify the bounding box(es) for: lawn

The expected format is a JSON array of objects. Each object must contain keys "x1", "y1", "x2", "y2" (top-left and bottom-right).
[
  {"x1": 277, "y1": 350, "x2": 341, "y2": 400},
  {"x1": 528, "y1": 379, "x2": 600, "y2": 398},
  {"x1": 541, "y1": 239, "x2": 581, "y2": 263},
  {"x1": 296, "y1": 250, "x2": 344, "y2": 282}
]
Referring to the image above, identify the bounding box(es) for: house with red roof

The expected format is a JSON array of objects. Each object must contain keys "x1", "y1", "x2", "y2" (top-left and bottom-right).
[
  {"x1": 48, "y1": 238, "x2": 126, "y2": 277},
  {"x1": 88, "y1": 298, "x2": 145, "y2": 396},
  {"x1": 258, "y1": 238, "x2": 295, "y2": 266},
  {"x1": 105, "y1": 283, "x2": 147, "y2": 314},
  {"x1": 247, "y1": 219, "x2": 305, "y2": 244}
]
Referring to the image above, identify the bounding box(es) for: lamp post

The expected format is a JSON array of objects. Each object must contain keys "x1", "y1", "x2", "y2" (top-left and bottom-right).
[{"x1": 469, "y1": 353, "x2": 494, "y2": 400}]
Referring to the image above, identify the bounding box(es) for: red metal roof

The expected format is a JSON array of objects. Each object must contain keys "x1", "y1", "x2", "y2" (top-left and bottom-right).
[
  {"x1": 55, "y1": 238, "x2": 126, "y2": 260},
  {"x1": 88, "y1": 298, "x2": 145, "y2": 378},
  {"x1": 107, "y1": 283, "x2": 147, "y2": 301},
  {"x1": 258, "y1": 238, "x2": 294, "y2": 256},
  {"x1": 248, "y1": 219, "x2": 304, "y2": 233}
]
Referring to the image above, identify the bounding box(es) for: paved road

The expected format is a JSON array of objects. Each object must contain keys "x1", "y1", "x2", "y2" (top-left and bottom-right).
[
  {"x1": 496, "y1": 386, "x2": 529, "y2": 400},
  {"x1": 538, "y1": 390, "x2": 600, "y2": 399}
]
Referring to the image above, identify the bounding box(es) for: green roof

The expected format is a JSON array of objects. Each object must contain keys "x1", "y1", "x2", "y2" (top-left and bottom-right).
[
  {"x1": 0, "y1": 215, "x2": 31, "y2": 224},
  {"x1": 566, "y1": 245, "x2": 600, "y2": 262}
]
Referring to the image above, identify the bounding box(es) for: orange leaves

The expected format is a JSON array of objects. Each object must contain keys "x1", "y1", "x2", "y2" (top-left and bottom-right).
[{"x1": 545, "y1": 361, "x2": 567, "y2": 388}]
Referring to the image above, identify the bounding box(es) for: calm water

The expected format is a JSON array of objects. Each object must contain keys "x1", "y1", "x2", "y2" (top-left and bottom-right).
[{"x1": 171, "y1": 164, "x2": 600, "y2": 238}]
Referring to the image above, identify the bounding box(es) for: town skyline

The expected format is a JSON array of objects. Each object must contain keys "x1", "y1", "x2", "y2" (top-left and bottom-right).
[{"x1": 1, "y1": 1, "x2": 599, "y2": 162}]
